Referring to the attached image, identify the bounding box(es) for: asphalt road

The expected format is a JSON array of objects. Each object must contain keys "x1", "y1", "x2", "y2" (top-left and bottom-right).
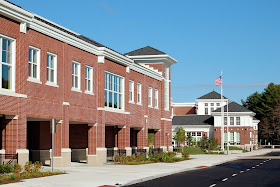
[{"x1": 126, "y1": 152, "x2": 280, "y2": 187}]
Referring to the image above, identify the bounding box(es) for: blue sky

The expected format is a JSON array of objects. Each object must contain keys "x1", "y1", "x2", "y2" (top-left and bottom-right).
[{"x1": 10, "y1": 0, "x2": 280, "y2": 104}]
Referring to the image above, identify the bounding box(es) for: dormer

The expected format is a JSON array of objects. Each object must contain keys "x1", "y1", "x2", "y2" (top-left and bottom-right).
[{"x1": 196, "y1": 91, "x2": 230, "y2": 115}]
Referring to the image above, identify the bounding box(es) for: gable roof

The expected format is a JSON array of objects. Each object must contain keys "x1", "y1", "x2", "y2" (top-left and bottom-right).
[
  {"x1": 172, "y1": 115, "x2": 214, "y2": 126},
  {"x1": 197, "y1": 90, "x2": 228, "y2": 100},
  {"x1": 213, "y1": 102, "x2": 252, "y2": 113},
  {"x1": 124, "y1": 46, "x2": 166, "y2": 56}
]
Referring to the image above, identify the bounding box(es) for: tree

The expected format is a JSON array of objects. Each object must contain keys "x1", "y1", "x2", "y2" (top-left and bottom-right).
[
  {"x1": 173, "y1": 127, "x2": 186, "y2": 148},
  {"x1": 242, "y1": 83, "x2": 280, "y2": 144}
]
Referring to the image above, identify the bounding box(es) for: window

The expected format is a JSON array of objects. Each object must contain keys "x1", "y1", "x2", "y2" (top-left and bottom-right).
[
  {"x1": 85, "y1": 66, "x2": 93, "y2": 92},
  {"x1": 224, "y1": 132, "x2": 228, "y2": 143},
  {"x1": 129, "y1": 80, "x2": 134, "y2": 102},
  {"x1": 230, "y1": 132, "x2": 234, "y2": 145},
  {"x1": 72, "y1": 61, "x2": 80, "y2": 90},
  {"x1": 197, "y1": 132, "x2": 202, "y2": 136},
  {"x1": 230, "y1": 117, "x2": 234, "y2": 125},
  {"x1": 211, "y1": 103, "x2": 214, "y2": 112},
  {"x1": 137, "y1": 83, "x2": 142, "y2": 104},
  {"x1": 164, "y1": 66, "x2": 169, "y2": 110},
  {"x1": 154, "y1": 89, "x2": 158, "y2": 108},
  {"x1": 46, "y1": 53, "x2": 57, "y2": 84},
  {"x1": 148, "y1": 87, "x2": 152, "y2": 107},
  {"x1": 205, "y1": 103, "x2": 208, "y2": 115},
  {"x1": 0, "y1": 36, "x2": 15, "y2": 90},
  {"x1": 236, "y1": 117, "x2": 240, "y2": 125},
  {"x1": 104, "y1": 72, "x2": 123, "y2": 109},
  {"x1": 186, "y1": 132, "x2": 191, "y2": 136},
  {"x1": 216, "y1": 103, "x2": 220, "y2": 107},
  {"x1": 224, "y1": 117, "x2": 227, "y2": 125},
  {"x1": 191, "y1": 132, "x2": 196, "y2": 137},
  {"x1": 236, "y1": 132, "x2": 241, "y2": 145},
  {"x1": 28, "y1": 46, "x2": 40, "y2": 80}
]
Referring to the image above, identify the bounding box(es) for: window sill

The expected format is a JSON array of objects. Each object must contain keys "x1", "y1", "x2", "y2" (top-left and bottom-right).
[
  {"x1": 164, "y1": 109, "x2": 170, "y2": 111},
  {"x1": 136, "y1": 103, "x2": 142, "y2": 106},
  {"x1": 27, "y1": 77, "x2": 42, "y2": 84},
  {"x1": 129, "y1": 101, "x2": 135, "y2": 104},
  {"x1": 104, "y1": 107, "x2": 130, "y2": 114},
  {"x1": 0, "y1": 89, "x2": 27, "y2": 98},
  {"x1": 46, "y1": 82, "x2": 59, "y2": 88},
  {"x1": 84, "y1": 91, "x2": 94, "y2": 95},
  {"x1": 71, "y1": 88, "x2": 82, "y2": 93},
  {"x1": 154, "y1": 107, "x2": 159, "y2": 110},
  {"x1": 148, "y1": 106, "x2": 153, "y2": 108}
]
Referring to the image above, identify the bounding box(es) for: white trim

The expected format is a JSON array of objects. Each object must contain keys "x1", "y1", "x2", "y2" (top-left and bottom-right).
[
  {"x1": 27, "y1": 77, "x2": 42, "y2": 84},
  {"x1": 28, "y1": 45, "x2": 41, "y2": 82},
  {"x1": 161, "y1": 118, "x2": 172, "y2": 121},
  {"x1": 98, "y1": 55, "x2": 104, "y2": 64},
  {"x1": 0, "y1": 90, "x2": 27, "y2": 98},
  {"x1": 63, "y1": 102, "x2": 70, "y2": 106},
  {"x1": 97, "y1": 107, "x2": 105, "y2": 111},
  {"x1": 104, "y1": 107, "x2": 130, "y2": 115},
  {"x1": 126, "y1": 54, "x2": 177, "y2": 65},
  {"x1": 84, "y1": 90, "x2": 94, "y2": 96},
  {"x1": 71, "y1": 87, "x2": 82, "y2": 93},
  {"x1": 85, "y1": 65, "x2": 93, "y2": 93},
  {"x1": 46, "y1": 52, "x2": 57, "y2": 85},
  {"x1": 144, "y1": 115, "x2": 148, "y2": 118},
  {"x1": 45, "y1": 82, "x2": 59, "y2": 88},
  {"x1": 72, "y1": 60, "x2": 81, "y2": 90},
  {"x1": 5, "y1": 115, "x2": 18, "y2": 120},
  {"x1": 61, "y1": 148, "x2": 71, "y2": 153},
  {"x1": 16, "y1": 149, "x2": 29, "y2": 154},
  {"x1": 171, "y1": 102, "x2": 197, "y2": 107},
  {"x1": 96, "y1": 148, "x2": 107, "y2": 151},
  {"x1": 20, "y1": 22, "x2": 27, "y2": 33}
]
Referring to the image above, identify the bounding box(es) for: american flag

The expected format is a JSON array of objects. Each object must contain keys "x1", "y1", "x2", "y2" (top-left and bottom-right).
[{"x1": 214, "y1": 76, "x2": 222, "y2": 86}]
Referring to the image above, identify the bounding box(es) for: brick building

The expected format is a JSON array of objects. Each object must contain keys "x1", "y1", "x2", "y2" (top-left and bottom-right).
[
  {"x1": 172, "y1": 91, "x2": 259, "y2": 150},
  {"x1": 0, "y1": 1, "x2": 177, "y2": 166}
]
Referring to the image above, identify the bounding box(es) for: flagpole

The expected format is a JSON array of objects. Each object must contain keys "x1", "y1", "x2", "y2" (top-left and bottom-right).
[
  {"x1": 221, "y1": 71, "x2": 224, "y2": 152},
  {"x1": 227, "y1": 100, "x2": 229, "y2": 154}
]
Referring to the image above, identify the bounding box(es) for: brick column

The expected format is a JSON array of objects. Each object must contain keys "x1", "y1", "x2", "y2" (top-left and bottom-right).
[
  {"x1": 88, "y1": 124, "x2": 97, "y2": 155},
  {"x1": 154, "y1": 130, "x2": 161, "y2": 149},
  {"x1": 117, "y1": 125, "x2": 131, "y2": 155},
  {"x1": 16, "y1": 114, "x2": 29, "y2": 166}
]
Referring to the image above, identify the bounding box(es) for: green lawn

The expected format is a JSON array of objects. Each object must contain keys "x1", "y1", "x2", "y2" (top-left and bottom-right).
[{"x1": 183, "y1": 146, "x2": 205, "y2": 155}]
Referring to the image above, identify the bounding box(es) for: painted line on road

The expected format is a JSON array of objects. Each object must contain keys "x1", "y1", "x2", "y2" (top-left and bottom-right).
[
  {"x1": 260, "y1": 163, "x2": 263, "y2": 165},
  {"x1": 240, "y1": 171, "x2": 244, "y2": 173},
  {"x1": 252, "y1": 167, "x2": 255, "y2": 169},
  {"x1": 256, "y1": 165, "x2": 259, "y2": 167},
  {"x1": 209, "y1": 184, "x2": 216, "y2": 187},
  {"x1": 246, "y1": 169, "x2": 250, "y2": 171},
  {"x1": 222, "y1": 178, "x2": 228, "y2": 182},
  {"x1": 232, "y1": 174, "x2": 237, "y2": 177}
]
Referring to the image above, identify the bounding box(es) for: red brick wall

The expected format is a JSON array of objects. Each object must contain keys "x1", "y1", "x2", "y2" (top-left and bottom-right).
[
  {"x1": 69, "y1": 124, "x2": 88, "y2": 149},
  {"x1": 0, "y1": 13, "x2": 173, "y2": 157},
  {"x1": 172, "y1": 106, "x2": 196, "y2": 115}
]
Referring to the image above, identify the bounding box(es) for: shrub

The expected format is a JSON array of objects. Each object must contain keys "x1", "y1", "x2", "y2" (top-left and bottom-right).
[
  {"x1": 0, "y1": 164, "x2": 14, "y2": 174},
  {"x1": 135, "y1": 155, "x2": 145, "y2": 162},
  {"x1": 182, "y1": 153, "x2": 189, "y2": 158},
  {"x1": 24, "y1": 162, "x2": 33, "y2": 173},
  {"x1": 13, "y1": 163, "x2": 22, "y2": 174},
  {"x1": 9, "y1": 174, "x2": 18, "y2": 181},
  {"x1": 114, "y1": 156, "x2": 120, "y2": 163},
  {"x1": 33, "y1": 161, "x2": 43, "y2": 173},
  {"x1": 120, "y1": 156, "x2": 127, "y2": 164}
]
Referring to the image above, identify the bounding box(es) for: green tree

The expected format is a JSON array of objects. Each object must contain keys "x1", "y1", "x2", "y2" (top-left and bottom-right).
[
  {"x1": 173, "y1": 127, "x2": 186, "y2": 149},
  {"x1": 186, "y1": 133, "x2": 192, "y2": 147},
  {"x1": 242, "y1": 83, "x2": 280, "y2": 144}
]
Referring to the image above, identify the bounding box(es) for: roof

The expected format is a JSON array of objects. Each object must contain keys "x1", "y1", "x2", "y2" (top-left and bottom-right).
[
  {"x1": 253, "y1": 116, "x2": 259, "y2": 121},
  {"x1": 124, "y1": 46, "x2": 166, "y2": 56},
  {"x1": 172, "y1": 115, "x2": 214, "y2": 126},
  {"x1": 197, "y1": 91, "x2": 228, "y2": 100},
  {"x1": 213, "y1": 102, "x2": 252, "y2": 113}
]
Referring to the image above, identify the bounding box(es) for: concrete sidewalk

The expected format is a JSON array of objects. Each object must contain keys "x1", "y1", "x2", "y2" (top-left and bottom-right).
[{"x1": 4, "y1": 149, "x2": 279, "y2": 187}]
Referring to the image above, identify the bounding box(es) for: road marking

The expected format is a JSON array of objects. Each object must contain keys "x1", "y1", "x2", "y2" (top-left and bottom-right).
[
  {"x1": 264, "y1": 161, "x2": 266, "y2": 162},
  {"x1": 232, "y1": 174, "x2": 237, "y2": 177},
  {"x1": 222, "y1": 178, "x2": 228, "y2": 182},
  {"x1": 209, "y1": 184, "x2": 216, "y2": 187},
  {"x1": 256, "y1": 165, "x2": 259, "y2": 167},
  {"x1": 247, "y1": 169, "x2": 250, "y2": 171},
  {"x1": 260, "y1": 163, "x2": 263, "y2": 165},
  {"x1": 269, "y1": 159, "x2": 271, "y2": 160},
  {"x1": 252, "y1": 167, "x2": 255, "y2": 169},
  {"x1": 240, "y1": 171, "x2": 244, "y2": 173}
]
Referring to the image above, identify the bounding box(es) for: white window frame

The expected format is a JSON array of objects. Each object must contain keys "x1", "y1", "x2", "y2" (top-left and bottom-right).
[
  {"x1": 137, "y1": 83, "x2": 142, "y2": 105},
  {"x1": 205, "y1": 103, "x2": 208, "y2": 115},
  {"x1": 28, "y1": 46, "x2": 41, "y2": 84},
  {"x1": 71, "y1": 61, "x2": 81, "y2": 91},
  {"x1": 104, "y1": 71, "x2": 124, "y2": 110},
  {"x1": 154, "y1": 89, "x2": 158, "y2": 109},
  {"x1": 236, "y1": 117, "x2": 240, "y2": 125},
  {"x1": 230, "y1": 117, "x2": 234, "y2": 125},
  {"x1": 148, "y1": 87, "x2": 152, "y2": 107},
  {"x1": 46, "y1": 52, "x2": 58, "y2": 87},
  {"x1": 129, "y1": 80, "x2": 134, "y2": 103},
  {"x1": 85, "y1": 65, "x2": 93, "y2": 94},
  {"x1": 0, "y1": 34, "x2": 16, "y2": 92}
]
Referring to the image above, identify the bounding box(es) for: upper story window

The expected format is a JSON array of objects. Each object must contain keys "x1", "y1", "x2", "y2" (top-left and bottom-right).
[
  {"x1": 85, "y1": 65, "x2": 93, "y2": 93},
  {"x1": 224, "y1": 117, "x2": 227, "y2": 125},
  {"x1": 205, "y1": 103, "x2": 208, "y2": 115},
  {"x1": 129, "y1": 80, "x2": 134, "y2": 103},
  {"x1": 105, "y1": 72, "x2": 123, "y2": 109},
  {"x1": 137, "y1": 83, "x2": 142, "y2": 104},
  {"x1": 148, "y1": 87, "x2": 152, "y2": 107},
  {"x1": 230, "y1": 117, "x2": 234, "y2": 125},
  {"x1": 236, "y1": 117, "x2": 240, "y2": 125},
  {"x1": 0, "y1": 35, "x2": 15, "y2": 90},
  {"x1": 154, "y1": 89, "x2": 158, "y2": 108},
  {"x1": 28, "y1": 46, "x2": 40, "y2": 80},
  {"x1": 72, "y1": 61, "x2": 80, "y2": 90},
  {"x1": 216, "y1": 103, "x2": 220, "y2": 107},
  {"x1": 210, "y1": 103, "x2": 214, "y2": 112},
  {"x1": 46, "y1": 52, "x2": 57, "y2": 85}
]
